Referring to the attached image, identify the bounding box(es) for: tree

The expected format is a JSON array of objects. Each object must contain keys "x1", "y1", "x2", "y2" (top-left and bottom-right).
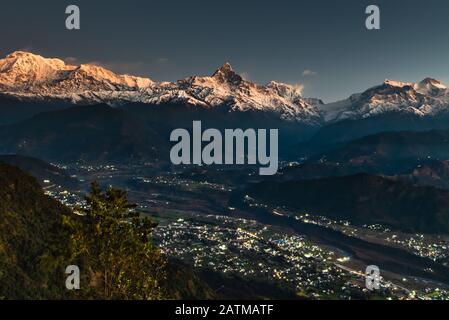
[{"x1": 63, "y1": 182, "x2": 166, "y2": 299}]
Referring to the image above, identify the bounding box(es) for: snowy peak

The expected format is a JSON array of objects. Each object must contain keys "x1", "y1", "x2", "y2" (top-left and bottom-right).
[
  {"x1": 0, "y1": 51, "x2": 153, "y2": 93},
  {"x1": 381, "y1": 77, "x2": 448, "y2": 94},
  {"x1": 266, "y1": 81, "x2": 303, "y2": 100},
  {"x1": 419, "y1": 77, "x2": 447, "y2": 88},
  {"x1": 1, "y1": 51, "x2": 70, "y2": 73},
  {"x1": 0, "y1": 51, "x2": 74, "y2": 87},
  {"x1": 163, "y1": 63, "x2": 323, "y2": 123},
  {"x1": 383, "y1": 79, "x2": 412, "y2": 88},
  {"x1": 322, "y1": 77, "x2": 449, "y2": 122},
  {"x1": 413, "y1": 77, "x2": 448, "y2": 95},
  {"x1": 212, "y1": 62, "x2": 233, "y2": 76},
  {"x1": 211, "y1": 62, "x2": 243, "y2": 85}
]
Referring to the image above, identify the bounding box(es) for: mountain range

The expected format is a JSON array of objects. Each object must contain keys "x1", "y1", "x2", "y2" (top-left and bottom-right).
[
  {"x1": 3, "y1": 51, "x2": 449, "y2": 126},
  {"x1": 323, "y1": 78, "x2": 449, "y2": 122},
  {"x1": 245, "y1": 173, "x2": 449, "y2": 234},
  {"x1": 0, "y1": 51, "x2": 322, "y2": 124},
  {"x1": 4, "y1": 50, "x2": 449, "y2": 167},
  {"x1": 0, "y1": 104, "x2": 167, "y2": 163}
]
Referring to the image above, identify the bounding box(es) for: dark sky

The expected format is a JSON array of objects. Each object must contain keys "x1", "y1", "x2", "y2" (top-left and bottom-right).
[{"x1": 1, "y1": 0, "x2": 449, "y2": 102}]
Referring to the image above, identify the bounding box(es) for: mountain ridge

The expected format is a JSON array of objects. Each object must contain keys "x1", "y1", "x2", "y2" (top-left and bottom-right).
[
  {"x1": 3, "y1": 51, "x2": 449, "y2": 126},
  {"x1": 321, "y1": 78, "x2": 449, "y2": 122},
  {"x1": 245, "y1": 173, "x2": 449, "y2": 234},
  {"x1": 0, "y1": 51, "x2": 323, "y2": 124}
]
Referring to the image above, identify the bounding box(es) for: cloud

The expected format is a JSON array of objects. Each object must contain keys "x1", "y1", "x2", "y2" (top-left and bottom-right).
[
  {"x1": 302, "y1": 69, "x2": 317, "y2": 77},
  {"x1": 292, "y1": 83, "x2": 304, "y2": 94},
  {"x1": 157, "y1": 57, "x2": 169, "y2": 64},
  {"x1": 240, "y1": 71, "x2": 250, "y2": 81},
  {"x1": 63, "y1": 56, "x2": 79, "y2": 65}
]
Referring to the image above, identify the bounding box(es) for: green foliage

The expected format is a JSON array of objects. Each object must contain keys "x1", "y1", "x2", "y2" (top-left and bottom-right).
[
  {"x1": 0, "y1": 162, "x2": 302, "y2": 300},
  {"x1": 0, "y1": 162, "x2": 166, "y2": 300},
  {"x1": 63, "y1": 182, "x2": 166, "y2": 299},
  {"x1": 0, "y1": 162, "x2": 70, "y2": 299}
]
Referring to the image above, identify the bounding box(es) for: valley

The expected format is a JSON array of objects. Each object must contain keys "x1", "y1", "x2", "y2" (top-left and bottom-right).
[
  {"x1": 32, "y1": 162, "x2": 449, "y2": 300},
  {"x1": 3, "y1": 50, "x2": 449, "y2": 300}
]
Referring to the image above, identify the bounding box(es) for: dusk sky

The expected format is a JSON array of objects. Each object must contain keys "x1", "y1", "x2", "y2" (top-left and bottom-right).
[{"x1": 1, "y1": 0, "x2": 449, "y2": 102}]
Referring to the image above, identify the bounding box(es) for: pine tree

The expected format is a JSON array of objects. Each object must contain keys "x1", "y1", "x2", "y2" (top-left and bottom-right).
[{"x1": 63, "y1": 182, "x2": 166, "y2": 299}]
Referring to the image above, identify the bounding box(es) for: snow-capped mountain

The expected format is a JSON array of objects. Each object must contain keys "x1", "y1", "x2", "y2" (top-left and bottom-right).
[
  {"x1": 4, "y1": 51, "x2": 449, "y2": 125},
  {"x1": 0, "y1": 51, "x2": 323, "y2": 124},
  {"x1": 322, "y1": 78, "x2": 449, "y2": 122},
  {"x1": 142, "y1": 63, "x2": 323, "y2": 123},
  {"x1": 0, "y1": 51, "x2": 153, "y2": 91}
]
